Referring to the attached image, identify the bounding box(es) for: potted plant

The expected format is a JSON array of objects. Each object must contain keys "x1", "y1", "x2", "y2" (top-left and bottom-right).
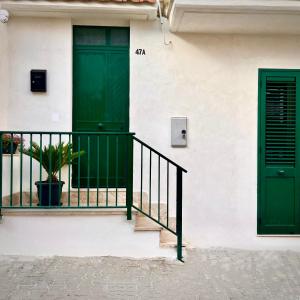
[
  {"x1": 1, "y1": 134, "x2": 23, "y2": 154},
  {"x1": 23, "y1": 142, "x2": 84, "y2": 207}
]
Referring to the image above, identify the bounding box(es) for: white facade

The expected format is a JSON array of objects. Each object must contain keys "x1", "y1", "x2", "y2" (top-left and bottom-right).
[
  {"x1": 0, "y1": 23, "x2": 8, "y2": 129},
  {"x1": 1, "y1": 1, "x2": 300, "y2": 257}
]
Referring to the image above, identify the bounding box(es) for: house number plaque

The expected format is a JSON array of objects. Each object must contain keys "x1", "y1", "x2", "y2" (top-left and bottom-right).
[{"x1": 135, "y1": 49, "x2": 146, "y2": 55}]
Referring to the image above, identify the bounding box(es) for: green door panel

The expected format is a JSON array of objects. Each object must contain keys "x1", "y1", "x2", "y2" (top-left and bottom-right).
[
  {"x1": 73, "y1": 51, "x2": 107, "y2": 132},
  {"x1": 72, "y1": 26, "x2": 129, "y2": 188},
  {"x1": 263, "y1": 178, "x2": 297, "y2": 233},
  {"x1": 72, "y1": 134, "x2": 129, "y2": 188},
  {"x1": 258, "y1": 69, "x2": 300, "y2": 234}
]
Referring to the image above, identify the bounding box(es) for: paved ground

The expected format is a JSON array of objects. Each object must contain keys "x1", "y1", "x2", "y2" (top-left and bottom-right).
[{"x1": 1, "y1": 249, "x2": 300, "y2": 300}]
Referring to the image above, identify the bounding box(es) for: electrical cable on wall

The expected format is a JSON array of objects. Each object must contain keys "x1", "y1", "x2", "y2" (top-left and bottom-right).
[{"x1": 157, "y1": 0, "x2": 172, "y2": 46}]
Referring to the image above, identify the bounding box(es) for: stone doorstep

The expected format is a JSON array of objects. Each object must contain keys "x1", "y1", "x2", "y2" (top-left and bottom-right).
[
  {"x1": 1, "y1": 191, "x2": 149, "y2": 207},
  {"x1": 0, "y1": 208, "x2": 133, "y2": 217}
]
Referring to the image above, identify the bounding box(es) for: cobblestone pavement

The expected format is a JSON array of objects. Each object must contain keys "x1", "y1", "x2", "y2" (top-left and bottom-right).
[{"x1": 1, "y1": 249, "x2": 300, "y2": 300}]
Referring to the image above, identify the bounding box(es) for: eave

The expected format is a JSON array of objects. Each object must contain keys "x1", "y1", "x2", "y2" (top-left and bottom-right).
[
  {"x1": 0, "y1": 0, "x2": 157, "y2": 21},
  {"x1": 170, "y1": 0, "x2": 300, "y2": 34}
]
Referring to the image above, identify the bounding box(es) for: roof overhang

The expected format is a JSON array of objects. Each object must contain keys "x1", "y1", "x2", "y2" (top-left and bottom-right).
[
  {"x1": 0, "y1": 0, "x2": 157, "y2": 21},
  {"x1": 170, "y1": 0, "x2": 300, "y2": 34}
]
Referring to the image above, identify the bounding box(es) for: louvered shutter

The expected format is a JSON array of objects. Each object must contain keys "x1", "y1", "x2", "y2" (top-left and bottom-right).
[
  {"x1": 265, "y1": 78, "x2": 296, "y2": 166},
  {"x1": 258, "y1": 70, "x2": 300, "y2": 234}
]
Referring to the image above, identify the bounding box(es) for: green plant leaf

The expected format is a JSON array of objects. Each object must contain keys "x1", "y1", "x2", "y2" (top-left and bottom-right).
[{"x1": 23, "y1": 141, "x2": 85, "y2": 181}]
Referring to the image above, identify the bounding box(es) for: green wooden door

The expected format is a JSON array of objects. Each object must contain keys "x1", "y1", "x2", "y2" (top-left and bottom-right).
[
  {"x1": 258, "y1": 69, "x2": 300, "y2": 234},
  {"x1": 72, "y1": 26, "x2": 129, "y2": 188}
]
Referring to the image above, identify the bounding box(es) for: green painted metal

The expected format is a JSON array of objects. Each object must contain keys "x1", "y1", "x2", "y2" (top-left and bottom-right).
[
  {"x1": 2, "y1": 206, "x2": 127, "y2": 209},
  {"x1": 126, "y1": 135, "x2": 133, "y2": 220},
  {"x1": 49, "y1": 134, "x2": 52, "y2": 206},
  {"x1": 30, "y1": 134, "x2": 33, "y2": 207},
  {"x1": 0, "y1": 131, "x2": 134, "y2": 210},
  {"x1": 0, "y1": 131, "x2": 133, "y2": 135},
  {"x1": 0, "y1": 134, "x2": 2, "y2": 208},
  {"x1": 176, "y1": 168, "x2": 183, "y2": 262},
  {"x1": 10, "y1": 136, "x2": 13, "y2": 207},
  {"x1": 59, "y1": 134, "x2": 62, "y2": 184},
  {"x1": 39, "y1": 134, "x2": 42, "y2": 205},
  {"x1": 167, "y1": 162, "x2": 169, "y2": 227},
  {"x1": 87, "y1": 135, "x2": 90, "y2": 206},
  {"x1": 158, "y1": 156, "x2": 160, "y2": 222},
  {"x1": 115, "y1": 136, "x2": 119, "y2": 206},
  {"x1": 96, "y1": 136, "x2": 100, "y2": 206},
  {"x1": 20, "y1": 134, "x2": 23, "y2": 206},
  {"x1": 132, "y1": 204, "x2": 177, "y2": 235},
  {"x1": 258, "y1": 69, "x2": 300, "y2": 234},
  {"x1": 140, "y1": 144, "x2": 143, "y2": 210},
  {"x1": 0, "y1": 130, "x2": 186, "y2": 261},
  {"x1": 77, "y1": 135, "x2": 81, "y2": 207},
  {"x1": 149, "y1": 150, "x2": 152, "y2": 217},
  {"x1": 106, "y1": 135, "x2": 109, "y2": 206},
  {"x1": 132, "y1": 137, "x2": 186, "y2": 261},
  {"x1": 133, "y1": 137, "x2": 188, "y2": 172},
  {"x1": 68, "y1": 133, "x2": 71, "y2": 206},
  {"x1": 72, "y1": 26, "x2": 129, "y2": 189}
]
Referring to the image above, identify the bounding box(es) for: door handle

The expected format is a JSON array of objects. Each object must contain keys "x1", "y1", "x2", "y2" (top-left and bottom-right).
[
  {"x1": 98, "y1": 123, "x2": 103, "y2": 128},
  {"x1": 277, "y1": 170, "x2": 286, "y2": 176}
]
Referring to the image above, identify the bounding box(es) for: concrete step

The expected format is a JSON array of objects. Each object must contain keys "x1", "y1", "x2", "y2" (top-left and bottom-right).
[
  {"x1": 134, "y1": 215, "x2": 162, "y2": 231},
  {"x1": 160, "y1": 229, "x2": 189, "y2": 248},
  {"x1": 134, "y1": 202, "x2": 168, "y2": 221},
  {"x1": 160, "y1": 229, "x2": 177, "y2": 248},
  {"x1": 2, "y1": 191, "x2": 148, "y2": 208},
  {"x1": 1, "y1": 191, "x2": 190, "y2": 251},
  {"x1": 1, "y1": 208, "x2": 133, "y2": 217},
  {"x1": 134, "y1": 214, "x2": 188, "y2": 249}
]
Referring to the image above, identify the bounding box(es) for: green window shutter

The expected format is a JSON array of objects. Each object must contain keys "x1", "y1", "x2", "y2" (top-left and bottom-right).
[
  {"x1": 265, "y1": 77, "x2": 296, "y2": 166},
  {"x1": 258, "y1": 69, "x2": 300, "y2": 234}
]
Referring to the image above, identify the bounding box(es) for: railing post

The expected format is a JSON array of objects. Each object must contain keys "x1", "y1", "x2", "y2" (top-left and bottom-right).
[
  {"x1": 0, "y1": 133, "x2": 2, "y2": 220},
  {"x1": 176, "y1": 167, "x2": 183, "y2": 261},
  {"x1": 126, "y1": 135, "x2": 133, "y2": 220}
]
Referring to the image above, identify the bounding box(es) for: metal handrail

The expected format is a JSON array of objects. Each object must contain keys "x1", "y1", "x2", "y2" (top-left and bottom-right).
[
  {"x1": 0, "y1": 131, "x2": 135, "y2": 135},
  {"x1": 133, "y1": 136, "x2": 187, "y2": 173}
]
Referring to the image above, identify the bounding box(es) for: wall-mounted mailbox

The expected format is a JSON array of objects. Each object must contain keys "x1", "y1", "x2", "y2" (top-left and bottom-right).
[
  {"x1": 31, "y1": 70, "x2": 47, "y2": 92},
  {"x1": 171, "y1": 117, "x2": 187, "y2": 147}
]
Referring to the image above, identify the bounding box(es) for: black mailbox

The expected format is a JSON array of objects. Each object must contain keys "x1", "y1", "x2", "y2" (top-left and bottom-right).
[{"x1": 31, "y1": 70, "x2": 47, "y2": 92}]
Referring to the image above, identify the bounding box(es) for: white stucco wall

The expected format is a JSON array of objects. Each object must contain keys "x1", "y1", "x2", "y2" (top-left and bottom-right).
[
  {"x1": 2, "y1": 16, "x2": 300, "y2": 257},
  {"x1": 0, "y1": 23, "x2": 8, "y2": 129},
  {"x1": 0, "y1": 214, "x2": 175, "y2": 258},
  {"x1": 130, "y1": 20, "x2": 300, "y2": 251},
  {"x1": 6, "y1": 17, "x2": 72, "y2": 131}
]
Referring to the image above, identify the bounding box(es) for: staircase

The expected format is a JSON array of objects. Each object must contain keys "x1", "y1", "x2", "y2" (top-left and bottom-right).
[
  {"x1": 2, "y1": 190, "x2": 187, "y2": 250},
  {"x1": 0, "y1": 131, "x2": 187, "y2": 260}
]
